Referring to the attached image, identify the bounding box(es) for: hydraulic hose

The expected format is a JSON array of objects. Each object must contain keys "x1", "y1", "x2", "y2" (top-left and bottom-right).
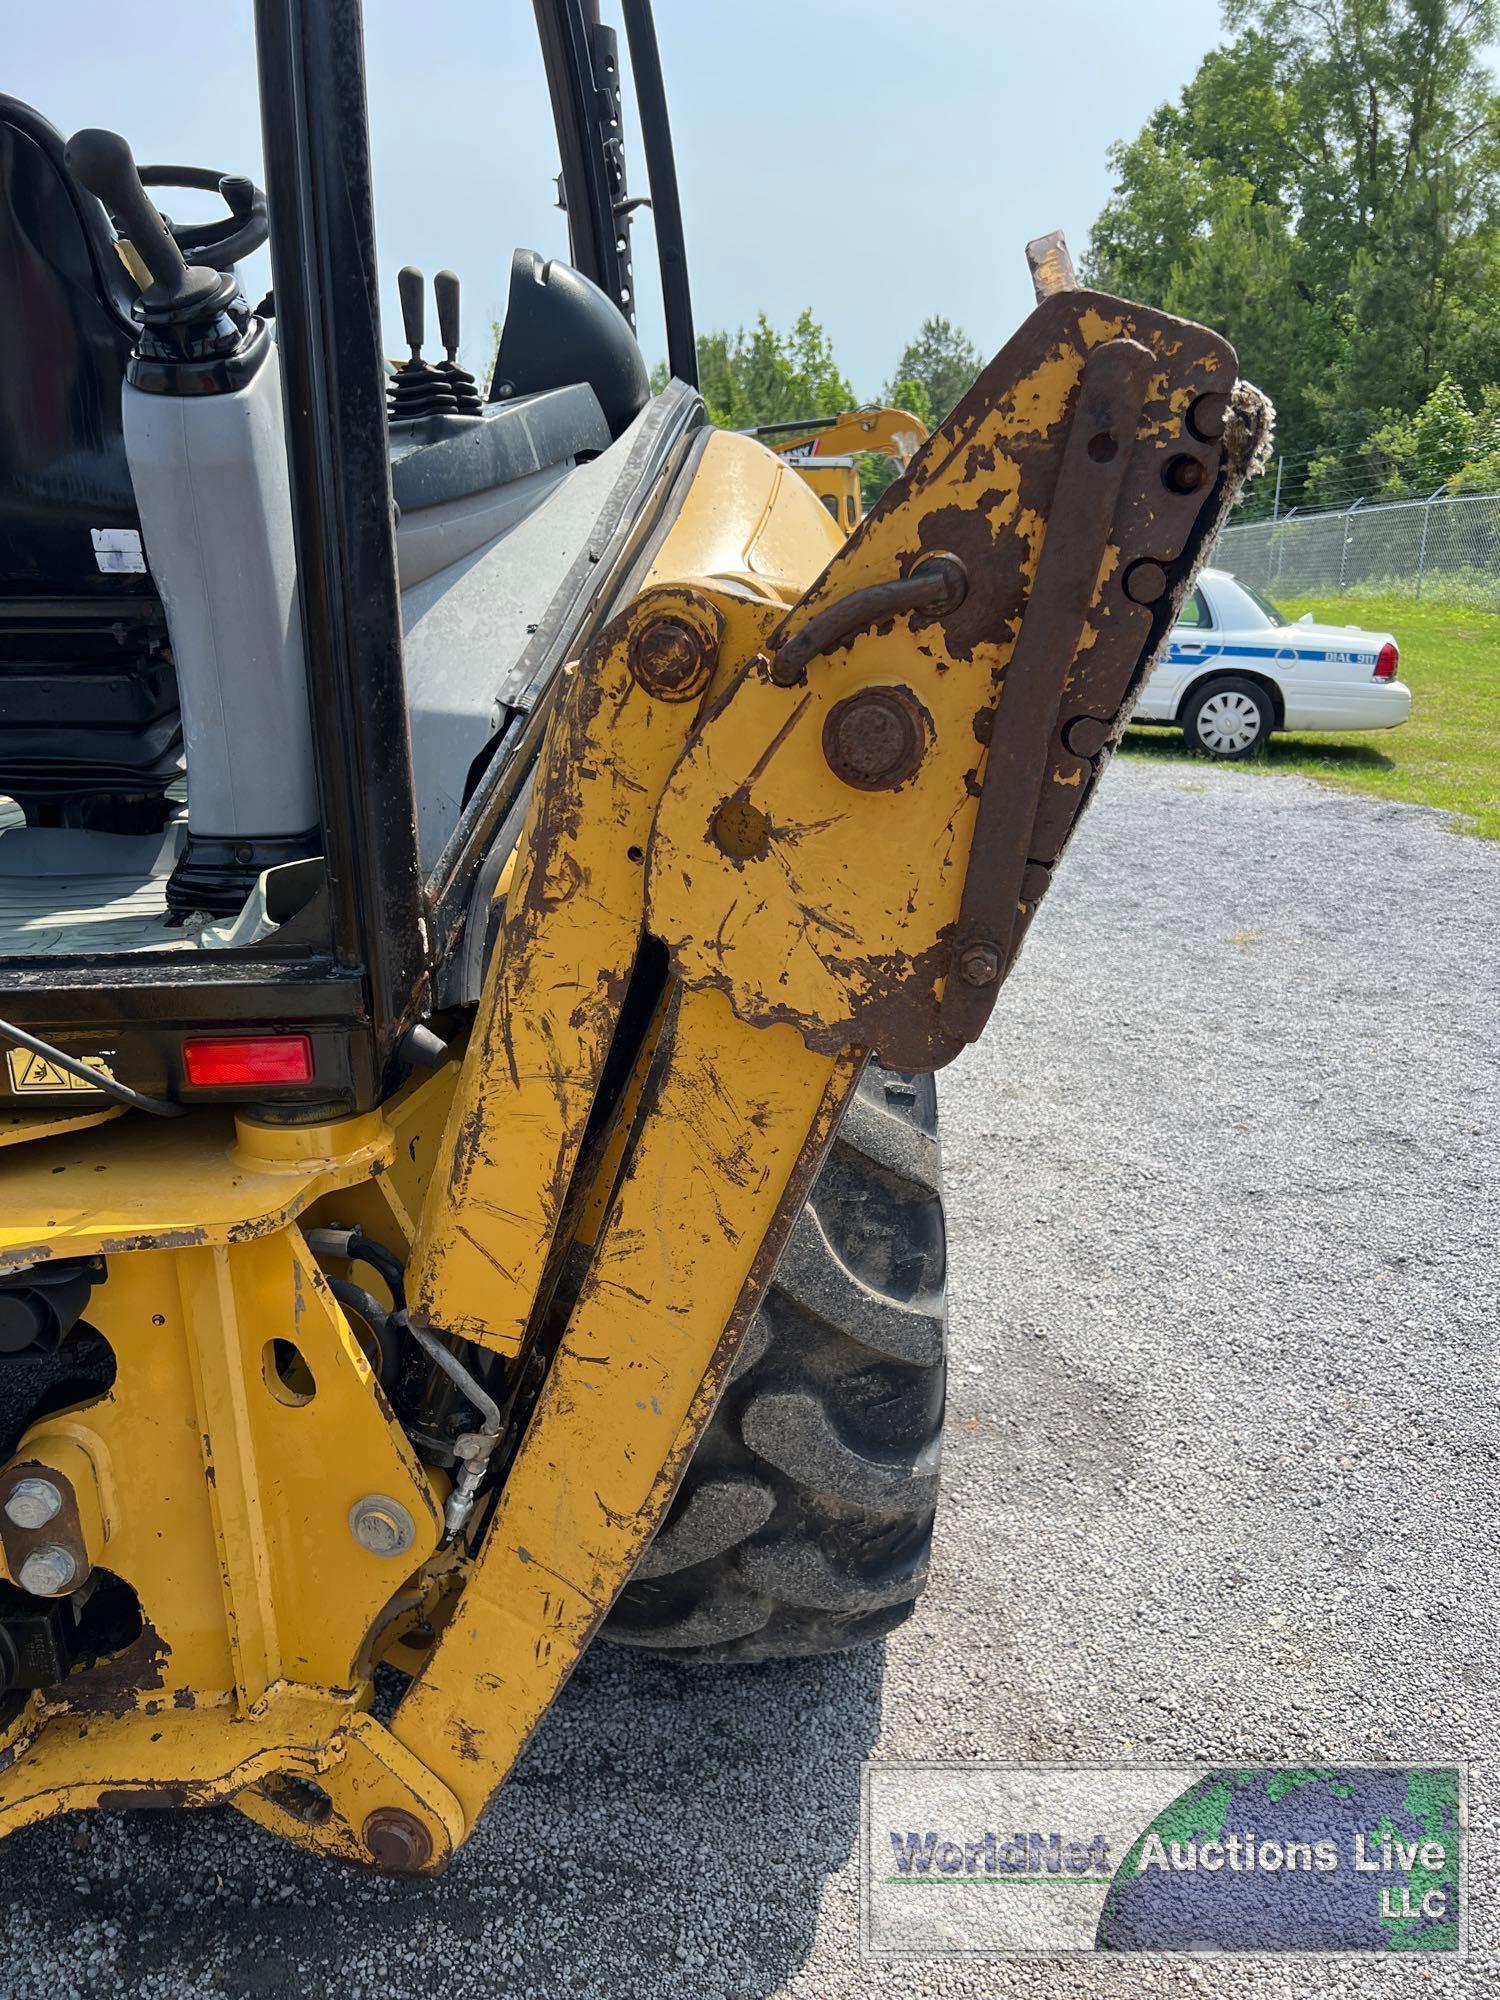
[
  {"x1": 304, "y1": 1226, "x2": 406, "y2": 1308},
  {"x1": 325, "y1": 1276, "x2": 401, "y2": 1393},
  {"x1": 306, "y1": 1226, "x2": 500, "y2": 1540}
]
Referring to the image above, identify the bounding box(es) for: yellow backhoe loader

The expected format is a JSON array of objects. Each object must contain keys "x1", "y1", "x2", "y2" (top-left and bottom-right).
[
  {"x1": 746, "y1": 406, "x2": 931, "y2": 534},
  {"x1": 0, "y1": 8, "x2": 1268, "y2": 1879}
]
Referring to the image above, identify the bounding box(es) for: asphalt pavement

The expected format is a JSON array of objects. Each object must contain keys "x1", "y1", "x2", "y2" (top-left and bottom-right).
[{"x1": 2, "y1": 757, "x2": 1495, "y2": 1998}]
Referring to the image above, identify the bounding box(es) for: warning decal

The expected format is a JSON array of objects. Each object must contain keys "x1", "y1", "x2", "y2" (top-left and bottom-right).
[{"x1": 6, "y1": 1049, "x2": 116, "y2": 1095}]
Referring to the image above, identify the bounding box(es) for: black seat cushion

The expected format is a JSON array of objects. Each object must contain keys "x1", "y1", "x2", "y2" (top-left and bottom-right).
[{"x1": 0, "y1": 98, "x2": 179, "y2": 808}]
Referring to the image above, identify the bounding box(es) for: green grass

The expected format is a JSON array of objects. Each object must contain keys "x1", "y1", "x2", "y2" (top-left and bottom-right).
[{"x1": 1120, "y1": 592, "x2": 1500, "y2": 839}]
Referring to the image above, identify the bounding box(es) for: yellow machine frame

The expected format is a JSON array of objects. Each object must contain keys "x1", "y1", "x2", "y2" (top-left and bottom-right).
[{"x1": 0, "y1": 270, "x2": 1266, "y2": 1873}]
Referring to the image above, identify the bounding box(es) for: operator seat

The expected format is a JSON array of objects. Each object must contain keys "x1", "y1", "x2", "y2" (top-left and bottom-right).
[{"x1": 0, "y1": 96, "x2": 180, "y2": 830}]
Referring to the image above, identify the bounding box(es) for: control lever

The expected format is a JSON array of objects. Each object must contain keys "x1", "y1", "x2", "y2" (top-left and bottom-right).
[
  {"x1": 398, "y1": 262, "x2": 427, "y2": 362},
  {"x1": 434, "y1": 268, "x2": 461, "y2": 360},
  {"x1": 219, "y1": 175, "x2": 259, "y2": 222},
  {"x1": 433, "y1": 270, "x2": 484, "y2": 416},
  {"x1": 66, "y1": 128, "x2": 232, "y2": 322},
  {"x1": 388, "y1": 265, "x2": 458, "y2": 421}
]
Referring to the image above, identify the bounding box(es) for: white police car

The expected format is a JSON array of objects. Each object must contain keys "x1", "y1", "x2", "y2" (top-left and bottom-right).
[{"x1": 1132, "y1": 567, "x2": 1412, "y2": 759}]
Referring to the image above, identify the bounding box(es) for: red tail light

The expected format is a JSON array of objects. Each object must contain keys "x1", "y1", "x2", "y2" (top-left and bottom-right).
[
  {"x1": 1374, "y1": 641, "x2": 1399, "y2": 681},
  {"x1": 182, "y1": 1034, "x2": 315, "y2": 1087}
]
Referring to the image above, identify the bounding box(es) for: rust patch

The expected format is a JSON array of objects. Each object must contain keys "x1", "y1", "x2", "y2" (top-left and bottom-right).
[
  {"x1": 662, "y1": 289, "x2": 1268, "y2": 1073},
  {"x1": 55, "y1": 1618, "x2": 171, "y2": 1714}
]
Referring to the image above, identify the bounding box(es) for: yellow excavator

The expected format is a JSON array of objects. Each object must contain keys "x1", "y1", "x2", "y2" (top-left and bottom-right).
[
  {"x1": 0, "y1": 3, "x2": 1267, "y2": 1879},
  {"x1": 746, "y1": 406, "x2": 931, "y2": 533}
]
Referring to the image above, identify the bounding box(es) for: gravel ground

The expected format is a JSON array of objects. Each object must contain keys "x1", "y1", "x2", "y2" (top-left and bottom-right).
[{"x1": 2, "y1": 759, "x2": 1496, "y2": 1998}]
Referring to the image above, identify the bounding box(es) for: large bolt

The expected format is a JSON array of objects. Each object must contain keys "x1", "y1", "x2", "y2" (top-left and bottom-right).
[
  {"x1": 1063, "y1": 715, "x2": 1112, "y2": 759},
  {"x1": 957, "y1": 943, "x2": 1001, "y2": 988},
  {"x1": 349, "y1": 1494, "x2": 416, "y2": 1558},
  {"x1": 1122, "y1": 560, "x2": 1167, "y2": 606},
  {"x1": 1187, "y1": 391, "x2": 1230, "y2": 442},
  {"x1": 363, "y1": 1806, "x2": 434, "y2": 1875},
  {"x1": 822, "y1": 687, "x2": 931, "y2": 792},
  {"x1": 628, "y1": 617, "x2": 713, "y2": 701},
  {"x1": 19, "y1": 1543, "x2": 78, "y2": 1598},
  {"x1": 4, "y1": 1477, "x2": 63, "y2": 1530}
]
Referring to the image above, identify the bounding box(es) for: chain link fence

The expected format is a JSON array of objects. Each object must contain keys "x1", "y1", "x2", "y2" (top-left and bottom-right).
[{"x1": 1216, "y1": 490, "x2": 1500, "y2": 608}]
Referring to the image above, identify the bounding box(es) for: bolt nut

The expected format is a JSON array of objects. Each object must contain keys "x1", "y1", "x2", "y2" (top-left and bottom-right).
[
  {"x1": 957, "y1": 942, "x2": 1001, "y2": 988},
  {"x1": 4, "y1": 1477, "x2": 63, "y2": 1531},
  {"x1": 19, "y1": 1543, "x2": 78, "y2": 1598},
  {"x1": 822, "y1": 686, "x2": 931, "y2": 792},
  {"x1": 628, "y1": 616, "x2": 714, "y2": 701},
  {"x1": 349, "y1": 1494, "x2": 416, "y2": 1559},
  {"x1": 362, "y1": 1807, "x2": 435, "y2": 1875}
]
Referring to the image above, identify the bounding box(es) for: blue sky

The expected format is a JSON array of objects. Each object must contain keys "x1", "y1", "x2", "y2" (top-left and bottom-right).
[{"x1": 10, "y1": 0, "x2": 1225, "y2": 391}]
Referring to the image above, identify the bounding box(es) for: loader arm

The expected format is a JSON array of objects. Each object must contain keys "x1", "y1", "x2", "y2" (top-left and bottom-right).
[
  {"x1": 0, "y1": 268, "x2": 1269, "y2": 1872},
  {"x1": 750, "y1": 405, "x2": 932, "y2": 465}
]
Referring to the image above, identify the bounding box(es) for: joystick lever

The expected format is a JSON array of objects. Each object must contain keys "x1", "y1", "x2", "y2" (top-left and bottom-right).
[
  {"x1": 434, "y1": 269, "x2": 484, "y2": 416},
  {"x1": 66, "y1": 128, "x2": 230, "y2": 322},
  {"x1": 435, "y1": 268, "x2": 462, "y2": 362},
  {"x1": 388, "y1": 266, "x2": 472, "y2": 422},
  {"x1": 398, "y1": 262, "x2": 427, "y2": 362}
]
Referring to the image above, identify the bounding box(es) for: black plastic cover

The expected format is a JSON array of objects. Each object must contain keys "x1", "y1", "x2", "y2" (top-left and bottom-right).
[
  {"x1": 390, "y1": 384, "x2": 610, "y2": 514},
  {"x1": 490, "y1": 248, "x2": 649, "y2": 440}
]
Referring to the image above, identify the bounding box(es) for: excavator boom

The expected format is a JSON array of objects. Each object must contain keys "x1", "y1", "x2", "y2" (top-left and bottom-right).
[
  {"x1": 749, "y1": 404, "x2": 932, "y2": 463},
  {"x1": 747, "y1": 406, "x2": 933, "y2": 535}
]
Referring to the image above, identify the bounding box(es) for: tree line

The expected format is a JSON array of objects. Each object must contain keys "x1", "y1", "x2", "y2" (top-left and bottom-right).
[
  {"x1": 1087, "y1": 0, "x2": 1500, "y2": 514},
  {"x1": 654, "y1": 312, "x2": 982, "y2": 507},
  {"x1": 676, "y1": 0, "x2": 1500, "y2": 522}
]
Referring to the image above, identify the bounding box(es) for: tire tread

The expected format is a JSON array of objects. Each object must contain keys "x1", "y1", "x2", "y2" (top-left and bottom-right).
[{"x1": 604, "y1": 1063, "x2": 947, "y2": 1664}]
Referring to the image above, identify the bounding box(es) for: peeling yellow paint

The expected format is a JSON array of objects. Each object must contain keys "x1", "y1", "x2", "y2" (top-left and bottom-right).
[
  {"x1": 1078, "y1": 307, "x2": 1128, "y2": 347},
  {"x1": 0, "y1": 275, "x2": 1254, "y2": 1878}
]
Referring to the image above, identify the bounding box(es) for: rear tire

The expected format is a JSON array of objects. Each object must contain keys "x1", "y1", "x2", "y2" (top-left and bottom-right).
[
  {"x1": 604, "y1": 1062, "x2": 947, "y2": 1663},
  {"x1": 1181, "y1": 674, "x2": 1275, "y2": 759}
]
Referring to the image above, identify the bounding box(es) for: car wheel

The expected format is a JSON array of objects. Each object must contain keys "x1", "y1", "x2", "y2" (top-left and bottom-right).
[{"x1": 1182, "y1": 675, "x2": 1275, "y2": 759}]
